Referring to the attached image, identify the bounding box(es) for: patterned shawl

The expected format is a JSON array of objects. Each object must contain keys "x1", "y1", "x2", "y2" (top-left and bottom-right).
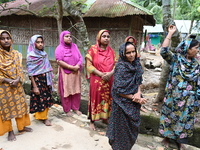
[
  {"x1": 112, "y1": 42, "x2": 143, "y2": 94},
  {"x1": 26, "y1": 35, "x2": 54, "y2": 89},
  {"x1": 175, "y1": 38, "x2": 199, "y2": 81},
  {"x1": 0, "y1": 30, "x2": 24, "y2": 82},
  {"x1": 55, "y1": 31, "x2": 83, "y2": 74}
]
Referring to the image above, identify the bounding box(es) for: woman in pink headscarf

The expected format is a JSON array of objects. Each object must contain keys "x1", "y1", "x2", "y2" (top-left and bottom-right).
[{"x1": 55, "y1": 31, "x2": 83, "y2": 117}]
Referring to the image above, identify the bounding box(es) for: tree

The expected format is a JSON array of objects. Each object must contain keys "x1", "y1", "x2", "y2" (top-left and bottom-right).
[
  {"x1": 0, "y1": 0, "x2": 91, "y2": 54},
  {"x1": 63, "y1": 0, "x2": 90, "y2": 54},
  {"x1": 156, "y1": 0, "x2": 181, "y2": 102}
]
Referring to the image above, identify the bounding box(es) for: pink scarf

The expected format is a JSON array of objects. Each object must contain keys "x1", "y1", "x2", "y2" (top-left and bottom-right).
[{"x1": 55, "y1": 31, "x2": 83, "y2": 74}]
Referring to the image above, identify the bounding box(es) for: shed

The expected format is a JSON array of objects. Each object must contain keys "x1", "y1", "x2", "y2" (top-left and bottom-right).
[{"x1": 0, "y1": 0, "x2": 155, "y2": 59}]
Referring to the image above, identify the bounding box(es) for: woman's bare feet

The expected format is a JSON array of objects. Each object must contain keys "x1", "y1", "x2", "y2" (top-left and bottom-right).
[
  {"x1": 89, "y1": 122, "x2": 96, "y2": 131},
  {"x1": 73, "y1": 110, "x2": 82, "y2": 116},
  {"x1": 18, "y1": 127, "x2": 33, "y2": 132},
  {"x1": 8, "y1": 130, "x2": 16, "y2": 141},
  {"x1": 140, "y1": 107, "x2": 147, "y2": 113},
  {"x1": 43, "y1": 119, "x2": 52, "y2": 126},
  {"x1": 66, "y1": 111, "x2": 73, "y2": 117},
  {"x1": 178, "y1": 143, "x2": 187, "y2": 150},
  {"x1": 161, "y1": 137, "x2": 169, "y2": 148}
]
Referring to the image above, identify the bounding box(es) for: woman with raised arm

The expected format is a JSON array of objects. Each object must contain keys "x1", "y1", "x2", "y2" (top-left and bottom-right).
[{"x1": 159, "y1": 25, "x2": 200, "y2": 150}]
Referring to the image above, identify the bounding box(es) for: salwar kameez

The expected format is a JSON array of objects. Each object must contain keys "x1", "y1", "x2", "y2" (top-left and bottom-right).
[
  {"x1": 55, "y1": 31, "x2": 83, "y2": 113},
  {"x1": 0, "y1": 30, "x2": 31, "y2": 137},
  {"x1": 0, "y1": 114, "x2": 30, "y2": 136}
]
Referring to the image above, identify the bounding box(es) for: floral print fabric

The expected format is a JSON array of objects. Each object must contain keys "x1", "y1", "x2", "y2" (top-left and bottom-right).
[{"x1": 159, "y1": 47, "x2": 200, "y2": 141}]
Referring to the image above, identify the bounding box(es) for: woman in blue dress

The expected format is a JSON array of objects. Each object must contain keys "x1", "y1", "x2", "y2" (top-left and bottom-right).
[
  {"x1": 106, "y1": 42, "x2": 147, "y2": 150},
  {"x1": 159, "y1": 25, "x2": 200, "y2": 150}
]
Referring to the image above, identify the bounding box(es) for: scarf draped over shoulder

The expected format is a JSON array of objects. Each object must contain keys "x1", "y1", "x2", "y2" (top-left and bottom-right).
[
  {"x1": 175, "y1": 38, "x2": 199, "y2": 81},
  {"x1": 112, "y1": 42, "x2": 144, "y2": 95},
  {"x1": 85, "y1": 29, "x2": 115, "y2": 78},
  {"x1": 26, "y1": 35, "x2": 54, "y2": 90},
  {"x1": 55, "y1": 31, "x2": 83, "y2": 74},
  {"x1": 0, "y1": 30, "x2": 24, "y2": 82}
]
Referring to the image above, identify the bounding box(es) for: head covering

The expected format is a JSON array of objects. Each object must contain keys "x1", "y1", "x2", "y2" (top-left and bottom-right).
[
  {"x1": 175, "y1": 38, "x2": 193, "y2": 55},
  {"x1": 124, "y1": 36, "x2": 137, "y2": 45},
  {"x1": 112, "y1": 42, "x2": 143, "y2": 94},
  {"x1": 0, "y1": 30, "x2": 24, "y2": 81},
  {"x1": 55, "y1": 31, "x2": 83, "y2": 74},
  {"x1": 174, "y1": 38, "x2": 199, "y2": 80},
  {"x1": 26, "y1": 35, "x2": 54, "y2": 89}
]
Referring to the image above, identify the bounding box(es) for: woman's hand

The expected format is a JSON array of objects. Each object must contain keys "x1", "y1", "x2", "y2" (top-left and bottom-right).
[
  {"x1": 132, "y1": 92, "x2": 141, "y2": 102},
  {"x1": 168, "y1": 25, "x2": 176, "y2": 35},
  {"x1": 73, "y1": 65, "x2": 80, "y2": 72},
  {"x1": 101, "y1": 72, "x2": 112, "y2": 82},
  {"x1": 132, "y1": 93, "x2": 147, "y2": 104},
  {"x1": 33, "y1": 87, "x2": 40, "y2": 95},
  {"x1": 9, "y1": 78, "x2": 20, "y2": 87}
]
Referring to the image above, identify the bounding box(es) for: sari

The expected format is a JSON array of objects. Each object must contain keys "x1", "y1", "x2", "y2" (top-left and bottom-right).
[
  {"x1": 86, "y1": 29, "x2": 115, "y2": 121},
  {"x1": 0, "y1": 30, "x2": 30, "y2": 135},
  {"x1": 106, "y1": 42, "x2": 144, "y2": 150}
]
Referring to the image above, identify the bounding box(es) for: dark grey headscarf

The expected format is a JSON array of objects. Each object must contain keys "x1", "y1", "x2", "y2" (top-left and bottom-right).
[{"x1": 112, "y1": 42, "x2": 144, "y2": 94}]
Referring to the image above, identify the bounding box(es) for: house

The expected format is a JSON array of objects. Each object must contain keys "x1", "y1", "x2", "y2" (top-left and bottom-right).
[
  {"x1": 0, "y1": 0, "x2": 155, "y2": 59},
  {"x1": 143, "y1": 20, "x2": 199, "y2": 46}
]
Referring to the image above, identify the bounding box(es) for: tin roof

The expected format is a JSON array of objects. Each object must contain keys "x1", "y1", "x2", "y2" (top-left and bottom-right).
[
  {"x1": 0, "y1": 0, "x2": 155, "y2": 25},
  {"x1": 83, "y1": 0, "x2": 153, "y2": 17}
]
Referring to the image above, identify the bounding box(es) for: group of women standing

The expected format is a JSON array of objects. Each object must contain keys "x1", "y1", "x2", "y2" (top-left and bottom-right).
[{"x1": 0, "y1": 25, "x2": 199, "y2": 150}]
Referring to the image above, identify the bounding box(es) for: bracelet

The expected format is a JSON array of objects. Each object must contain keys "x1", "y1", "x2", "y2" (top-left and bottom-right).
[{"x1": 166, "y1": 37, "x2": 171, "y2": 40}]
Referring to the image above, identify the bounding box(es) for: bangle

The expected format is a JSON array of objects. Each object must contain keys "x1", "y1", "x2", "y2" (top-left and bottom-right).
[{"x1": 166, "y1": 37, "x2": 171, "y2": 40}]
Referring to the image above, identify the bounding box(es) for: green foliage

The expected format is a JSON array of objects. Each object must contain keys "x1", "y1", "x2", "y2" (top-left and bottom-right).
[
  {"x1": 0, "y1": 0, "x2": 15, "y2": 3},
  {"x1": 176, "y1": 0, "x2": 200, "y2": 20},
  {"x1": 71, "y1": 0, "x2": 87, "y2": 10}
]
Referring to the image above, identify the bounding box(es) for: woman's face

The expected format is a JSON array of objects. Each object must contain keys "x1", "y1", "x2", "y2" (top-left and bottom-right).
[
  {"x1": 100, "y1": 32, "x2": 110, "y2": 45},
  {"x1": 64, "y1": 34, "x2": 72, "y2": 44},
  {"x1": 187, "y1": 44, "x2": 199, "y2": 58},
  {"x1": 125, "y1": 44, "x2": 136, "y2": 63},
  {"x1": 0, "y1": 32, "x2": 12, "y2": 49},
  {"x1": 35, "y1": 37, "x2": 44, "y2": 50}
]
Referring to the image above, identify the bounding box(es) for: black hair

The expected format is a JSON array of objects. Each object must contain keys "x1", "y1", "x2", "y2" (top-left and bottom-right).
[
  {"x1": 125, "y1": 41, "x2": 137, "y2": 58},
  {"x1": 189, "y1": 39, "x2": 199, "y2": 49},
  {"x1": 188, "y1": 34, "x2": 199, "y2": 49}
]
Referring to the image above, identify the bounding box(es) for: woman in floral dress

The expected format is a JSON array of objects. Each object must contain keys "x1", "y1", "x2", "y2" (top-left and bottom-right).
[{"x1": 159, "y1": 25, "x2": 200, "y2": 150}]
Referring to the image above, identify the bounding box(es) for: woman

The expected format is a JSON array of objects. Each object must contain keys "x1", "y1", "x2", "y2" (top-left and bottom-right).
[
  {"x1": 159, "y1": 25, "x2": 200, "y2": 150},
  {"x1": 125, "y1": 36, "x2": 145, "y2": 113},
  {"x1": 26, "y1": 35, "x2": 54, "y2": 126},
  {"x1": 55, "y1": 31, "x2": 83, "y2": 117},
  {"x1": 124, "y1": 36, "x2": 137, "y2": 45},
  {"x1": 106, "y1": 42, "x2": 147, "y2": 150},
  {"x1": 0, "y1": 30, "x2": 32, "y2": 141},
  {"x1": 86, "y1": 29, "x2": 115, "y2": 130}
]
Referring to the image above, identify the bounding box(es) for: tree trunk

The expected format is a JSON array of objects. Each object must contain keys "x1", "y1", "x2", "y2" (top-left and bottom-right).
[
  {"x1": 63, "y1": 0, "x2": 90, "y2": 55},
  {"x1": 189, "y1": 19, "x2": 194, "y2": 34},
  {"x1": 56, "y1": 0, "x2": 63, "y2": 35},
  {"x1": 155, "y1": 0, "x2": 180, "y2": 102}
]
